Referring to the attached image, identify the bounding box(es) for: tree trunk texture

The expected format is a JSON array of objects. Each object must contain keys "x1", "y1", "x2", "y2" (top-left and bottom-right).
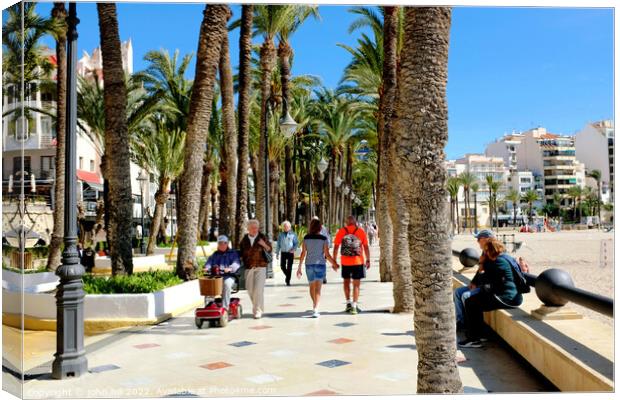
[
  {"x1": 47, "y1": 2, "x2": 67, "y2": 271},
  {"x1": 146, "y1": 188, "x2": 169, "y2": 255},
  {"x1": 384, "y1": 6, "x2": 413, "y2": 312},
  {"x1": 198, "y1": 161, "x2": 213, "y2": 240},
  {"x1": 393, "y1": 7, "x2": 462, "y2": 393},
  {"x1": 218, "y1": 32, "x2": 237, "y2": 241},
  {"x1": 97, "y1": 3, "x2": 134, "y2": 275},
  {"x1": 234, "y1": 4, "x2": 253, "y2": 248},
  {"x1": 176, "y1": 5, "x2": 231, "y2": 280},
  {"x1": 257, "y1": 39, "x2": 277, "y2": 233},
  {"x1": 279, "y1": 40, "x2": 297, "y2": 224}
]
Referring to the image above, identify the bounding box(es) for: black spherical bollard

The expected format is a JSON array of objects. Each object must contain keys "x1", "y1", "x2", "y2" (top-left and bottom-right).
[
  {"x1": 535, "y1": 268, "x2": 575, "y2": 307},
  {"x1": 459, "y1": 248, "x2": 480, "y2": 268}
]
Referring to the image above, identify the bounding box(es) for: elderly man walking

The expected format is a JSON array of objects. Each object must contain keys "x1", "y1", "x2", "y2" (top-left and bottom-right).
[
  {"x1": 239, "y1": 220, "x2": 272, "y2": 319},
  {"x1": 276, "y1": 220, "x2": 299, "y2": 286}
]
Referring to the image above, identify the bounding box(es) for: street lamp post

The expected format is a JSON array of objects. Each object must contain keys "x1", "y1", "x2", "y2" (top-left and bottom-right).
[
  {"x1": 52, "y1": 3, "x2": 88, "y2": 379},
  {"x1": 263, "y1": 98, "x2": 297, "y2": 278},
  {"x1": 137, "y1": 171, "x2": 148, "y2": 254},
  {"x1": 317, "y1": 157, "x2": 328, "y2": 221}
]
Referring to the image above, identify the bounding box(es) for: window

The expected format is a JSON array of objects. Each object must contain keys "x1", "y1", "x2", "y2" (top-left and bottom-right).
[
  {"x1": 90, "y1": 160, "x2": 95, "y2": 172},
  {"x1": 41, "y1": 156, "x2": 54, "y2": 172},
  {"x1": 13, "y1": 156, "x2": 31, "y2": 175},
  {"x1": 520, "y1": 187, "x2": 527, "y2": 193},
  {"x1": 520, "y1": 177, "x2": 531, "y2": 183},
  {"x1": 41, "y1": 91, "x2": 54, "y2": 102},
  {"x1": 79, "y1": 157, "x2": 84, "y2": 170},
  {"x1": 41, "y1": 117, "x2": 52, "y2": 135}
]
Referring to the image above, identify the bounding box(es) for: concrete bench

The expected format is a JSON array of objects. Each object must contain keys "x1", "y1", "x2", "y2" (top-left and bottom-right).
[{"x1": 452, "y1": 260, "x2": 613, "y2": 392}]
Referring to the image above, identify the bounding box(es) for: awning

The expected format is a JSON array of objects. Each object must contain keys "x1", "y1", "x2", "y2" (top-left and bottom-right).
[{"x1": 77, "y1": 170, "x2": 103, "y2": 191}]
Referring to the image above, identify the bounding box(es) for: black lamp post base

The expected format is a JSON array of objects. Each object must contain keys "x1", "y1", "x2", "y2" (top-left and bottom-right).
[{"x1": 51, "y1": 352, "x2": 88, "y2": 379}]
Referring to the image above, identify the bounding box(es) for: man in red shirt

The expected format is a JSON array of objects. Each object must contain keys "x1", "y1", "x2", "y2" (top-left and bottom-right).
[{"x1": 333, "y1": 215, "x2": 370, "y2": 314}]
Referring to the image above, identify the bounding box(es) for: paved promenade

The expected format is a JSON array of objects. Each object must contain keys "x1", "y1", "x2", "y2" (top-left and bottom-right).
[{"x1": 4, "y1": 244, "x2": 554, "y2": 398}]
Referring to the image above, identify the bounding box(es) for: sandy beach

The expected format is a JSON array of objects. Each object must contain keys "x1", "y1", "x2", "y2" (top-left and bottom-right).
[{"x1": 452, "y1": 229, "x2": 614, "y2": 326}]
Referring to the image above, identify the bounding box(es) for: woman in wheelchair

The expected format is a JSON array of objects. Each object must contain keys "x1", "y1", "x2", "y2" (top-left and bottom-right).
[{"x1": 203, "y1": 235, "x2": 241, "y2": 310}]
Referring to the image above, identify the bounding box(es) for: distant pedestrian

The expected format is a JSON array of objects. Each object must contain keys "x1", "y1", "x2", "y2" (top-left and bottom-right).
[
  {"x1": 296, "y1": 219, "x2": 338, "y2": 317},
  {"x1": 366, "y1": 222, "x2": 376, "y2": 246},
  {"x1": 333, "y1": 215, "x2": 370, "y2": 314},
  {"x1": 239, "y1": 220, "x2": 272, "y2": 319},
  {"x1": 276, "y1": 220, "x2": 299, "y2": 286}
]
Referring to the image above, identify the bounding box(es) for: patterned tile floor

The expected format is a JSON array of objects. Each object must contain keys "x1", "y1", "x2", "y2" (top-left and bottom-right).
[{"x1": 12, "y1": 244, "x2": 554, "y2": 398}]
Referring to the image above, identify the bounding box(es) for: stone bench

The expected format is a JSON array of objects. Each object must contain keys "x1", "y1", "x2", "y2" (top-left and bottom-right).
[{"x1": 452, "y1": 260, "x2": 613, "y2": 392}]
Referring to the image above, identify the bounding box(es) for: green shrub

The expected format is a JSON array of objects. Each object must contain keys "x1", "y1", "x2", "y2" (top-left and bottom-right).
[{"x1": 82, "y1": 270, "x2": 183, "y2": 294}]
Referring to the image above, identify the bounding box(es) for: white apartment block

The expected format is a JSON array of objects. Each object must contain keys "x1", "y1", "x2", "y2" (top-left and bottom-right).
[
  {"x1": 575, "y1": 120, "x2": 614, "y2": 203},
  {"x1": 485, "y1": 132, "x2": 525, "y2": 173},
  {"x1": 447, "y1": 154, "x2": 510, "y2": 227},
  {"x1": 515, "y1": 127, "x2": 584, "y2": 207}
]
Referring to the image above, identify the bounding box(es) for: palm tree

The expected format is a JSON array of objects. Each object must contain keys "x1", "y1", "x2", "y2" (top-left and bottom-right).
[
  {"x1": 278, "y1": 6, "x2": 320, "y2": 224},
  {"x1": 567, "y1": 185, "x2": 583, "y2": 222},
  {"x1": 392, "y1": 7, "x2": 461, "y2": 392},
  {"x1": 251, "y1": 5, "x2": 296, "y2": 235},
  {"x1": 97, "y1": 3, "x2": 134, "y2": 275},
  {"x1": 175, "y1": 5, "x2": 231, "y2": 280},
  {"x1": 446, "y1": 177, "x2": 461, "y2": 234},
  {"x1": 490, "y1": 181, "x2": 502, "y2": 227},
  {"x1": 471, "y1": 182, "x2": 479, "y2": 231},
  {"x1": 46, "y1": 3, "x2": 67, "y2": 271},
  {"x1": 484, "y1": 175, "x2": 496, "y2": 228},
  {"x1": 133, "y1": 48, "x2": 194, "y2": 243},
  {"x1": 587, "y1": 169, "x2": 602, "y2": 226},
  {"x1": 458, "y1": 172, "x2": 476, "y2": 232},
  {"x1": 381, "y1": 4, "x2": 413, "y2": 310},
  {"x1": 217, "y1": 31, "x2": 237, "y2": 241},
  {"x1": 131, "y1": 116, "x2": 186, "y2": 255},
  {"x1": 234, "y1": 5, "x2": 254, "y2": 248},
  {"x1": 505, "y1": 189, "x2": 520, "y2": 228},
  {"x1": 521, "y1": 189, "x2": 539, "y2": 221}
]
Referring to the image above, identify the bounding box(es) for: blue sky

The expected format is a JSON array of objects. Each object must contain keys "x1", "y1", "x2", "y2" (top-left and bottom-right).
[{"x1": 29, "y1": 4, "x2": 614, "y2": 159}]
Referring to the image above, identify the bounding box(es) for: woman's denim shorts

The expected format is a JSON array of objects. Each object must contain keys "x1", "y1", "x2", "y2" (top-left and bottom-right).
[{"x1": 305, "y1": 264, "x2": 326, "y2": 282}]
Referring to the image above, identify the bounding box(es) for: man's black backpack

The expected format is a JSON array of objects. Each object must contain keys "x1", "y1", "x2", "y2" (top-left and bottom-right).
[{"x1": 498, "y1": 254, "x2": 531, "y2": 294}]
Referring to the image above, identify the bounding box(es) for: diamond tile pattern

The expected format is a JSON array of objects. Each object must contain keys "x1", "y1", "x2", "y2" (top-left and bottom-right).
[
  {"x1": 328, "y1": 338, "x2": 354, "y2": 344},
  {"x1": 201, "y1": 362, "x2": 233, "y2": 370},
  {"x1": 89, "y1": 364, "x2": 121, "y2": 373},
  {"x1": 228, "y1": 341, "x2": 256, "y2": 347},
  {"x1": 133, "y1": 343, "x2": 160, "y2": 349},
  {"x1": 249, "y1": 325, "x2": 273, "y2": 330},
  {"x1": 334, "y1": 322, "x2": 356, "y2": 327},
  {"x1": 316, "y1": 359, "x2": 351, "y2": 368}
]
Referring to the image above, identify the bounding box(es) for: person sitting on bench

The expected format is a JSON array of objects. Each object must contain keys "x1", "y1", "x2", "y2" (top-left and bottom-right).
[{"x1": 203, "y1": 235, "x2": 241, "y2": 310}]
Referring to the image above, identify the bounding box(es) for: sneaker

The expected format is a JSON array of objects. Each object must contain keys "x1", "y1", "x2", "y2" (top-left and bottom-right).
[
  {"x1": 458, "y1": 339, "x2": 483, "y2": 348},
  {"x1": 355, "y1": 305, "x2": 362, "y2": 314},
  {"x1": 312, "y1": 311, "x2": 320, "y2": 318},
  {"x1": 254, "y1": 311, "x2": 262, "y2": 319},
  {"x1": 350, "y1": 307, "x2": 358, "y2": 315},
  {"x1": 345, "y1": 303, "x2": 353, "y2": 313}
]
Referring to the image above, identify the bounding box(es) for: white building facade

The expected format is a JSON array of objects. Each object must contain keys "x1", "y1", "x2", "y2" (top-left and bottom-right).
[{"x1": 575, "y1": 120, "x2": 614, "y2": 204}]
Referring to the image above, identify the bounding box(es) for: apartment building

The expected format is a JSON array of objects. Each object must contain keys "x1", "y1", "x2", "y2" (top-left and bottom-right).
[
  {"x1": 515, "y1": 127, "x2": 585, "y2": 207},
  {"x1": 575, "y1": 120, "x2": 614, "y2": 203},
  {"x1": 485, "y1": 132, "x2": 525, "y2": 173}
]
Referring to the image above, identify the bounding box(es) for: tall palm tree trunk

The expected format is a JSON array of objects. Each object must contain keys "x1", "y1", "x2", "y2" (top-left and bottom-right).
[
  {"x1": 218, "y1": 32, "x2": 237, "y2": 241},
  {"x1": 146, "y1": 186, "x2": 169, "y2": 255},
  {"x1": 97, "y1": 3, "x2": 134, "y2": 275},
  {"x1": 47, "y1": 2, "x2": 67, "y2": 271},
  {"x1": 234, "y1": 5, "x2": 253, "y2": 247},
  {"x1": 278, "y1": 40, "x2": 297, "y2": 224},
  {"x1": 394, "y1": 7, "x2": 462, "y2": 392},
  {"x1": 198, "y1": 161, "x2": 213, "y2": 240},
  {"x1": 384, "y1": 6, "x2": 412, "y2": 310},
  {"x1": 176, "y1": 5, "x2": 231, "y2": 280},
  {"x1": 257, "y1": 39, "x2": 277, "y2": 234}
]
